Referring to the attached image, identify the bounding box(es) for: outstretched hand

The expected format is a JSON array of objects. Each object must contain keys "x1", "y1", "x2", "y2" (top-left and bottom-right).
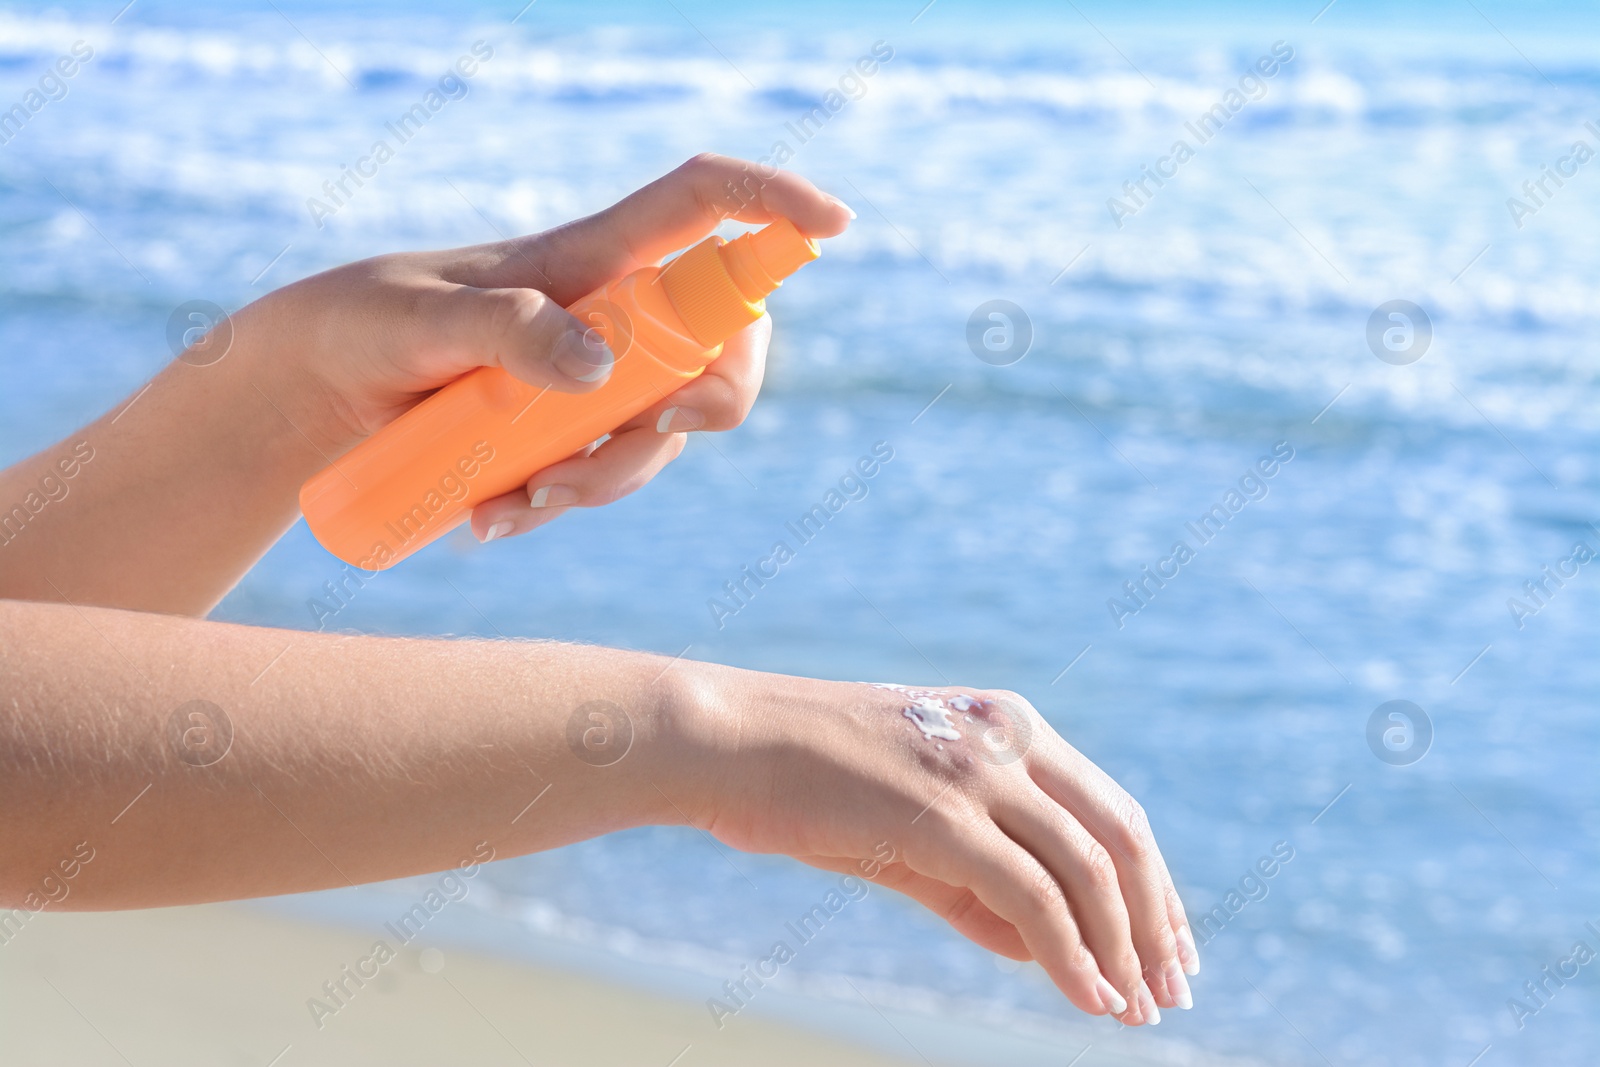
[{"x1": 661, "y1": 667, "x2": 1199, "y2": 1026}]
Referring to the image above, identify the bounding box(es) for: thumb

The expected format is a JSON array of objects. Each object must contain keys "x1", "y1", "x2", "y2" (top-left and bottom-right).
[{"x1": 441, "y1": 284, "x2": 615, "y2": 393}]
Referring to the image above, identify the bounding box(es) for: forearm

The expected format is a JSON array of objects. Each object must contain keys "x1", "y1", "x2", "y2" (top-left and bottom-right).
[
  {"x1": 0, "y1": 597, "x2": 1198, "y2": 1021},
  {"x1": 0, "y1": 293, "x2": 350, "y2": 616},
  {"x1": 0, "y1": 598, "x2": 696, "y2": 910}
]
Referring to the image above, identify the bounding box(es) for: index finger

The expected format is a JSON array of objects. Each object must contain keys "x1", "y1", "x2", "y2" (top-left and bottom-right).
[
  {"x1": 466, "y1": 154, "x2": 853, "y2": 303},
  {"x1": 1031, "y1": 735, "x2": 1195, "y2": 1008},
  {"x1": 610, "y1": 313, "x2": 770, "y2": 437}
]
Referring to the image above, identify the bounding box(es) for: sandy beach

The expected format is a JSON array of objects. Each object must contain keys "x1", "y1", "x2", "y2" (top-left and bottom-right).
[{"x1": 0, "y1": 904, "x2": 925, "y2": 1066}]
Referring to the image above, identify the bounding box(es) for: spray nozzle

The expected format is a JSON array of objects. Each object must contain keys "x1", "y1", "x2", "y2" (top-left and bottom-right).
[{"x1": 660, "y1": 219, "x2": 821, "y2": 348}]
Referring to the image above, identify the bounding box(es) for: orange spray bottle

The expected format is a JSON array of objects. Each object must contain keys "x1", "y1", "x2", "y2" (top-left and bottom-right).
[{"x1": 299, "y1": 219, "x2": 821, "y2": 570}]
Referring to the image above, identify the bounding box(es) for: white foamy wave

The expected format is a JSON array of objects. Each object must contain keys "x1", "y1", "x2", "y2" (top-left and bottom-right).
[
  {"x1": 3, "y1": 9, "x2": 1594, "y2": 435},
  {"x1": 0, "y1": 13, "x2": 1579, "y2": 124}
]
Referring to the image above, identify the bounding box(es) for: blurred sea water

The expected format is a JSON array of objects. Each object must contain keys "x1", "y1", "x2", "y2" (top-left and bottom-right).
[{"x1": 2, "y1": 1, "x2": 1598, "y2": 1063}]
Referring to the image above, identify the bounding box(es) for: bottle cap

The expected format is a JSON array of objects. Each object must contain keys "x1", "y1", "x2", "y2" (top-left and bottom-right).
[{"x1": 660, "y1": 219, "x2": 820, "y2": 349}]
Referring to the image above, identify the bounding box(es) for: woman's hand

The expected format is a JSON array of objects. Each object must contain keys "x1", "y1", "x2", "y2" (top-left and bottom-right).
[
  {"x1": 0, "y1": 155, "x2": 850, "y2": 614},
  {"x1": 253, "y1": 153, "x2": 853, "y2": 543},
  {"x1": 659, "y1": 665, "x2": 1198, "y2": 1026}
]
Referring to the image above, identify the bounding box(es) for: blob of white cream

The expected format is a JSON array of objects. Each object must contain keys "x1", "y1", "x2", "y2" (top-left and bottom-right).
[{"x1": 903, "y1": 697, "x2": 962, "y2": 742}]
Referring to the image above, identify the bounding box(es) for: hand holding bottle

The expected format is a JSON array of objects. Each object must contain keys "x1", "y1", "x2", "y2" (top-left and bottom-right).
[{"x1": 264, "y1": 154, "x2": 852, "y2": 556}]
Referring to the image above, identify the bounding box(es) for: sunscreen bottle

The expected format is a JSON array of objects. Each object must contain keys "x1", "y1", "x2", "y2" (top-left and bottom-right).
[{"x1": 300, "y1": 219, "x2": 821, "y2": 569}]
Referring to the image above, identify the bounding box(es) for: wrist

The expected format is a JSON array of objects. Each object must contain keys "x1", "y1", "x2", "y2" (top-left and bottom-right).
[
  {"x1": 637, "y1": 657, "x2": 760, "y2": 828},
  {"x1": 230, "y1": 286, "x2": 370, "y2": 460}
]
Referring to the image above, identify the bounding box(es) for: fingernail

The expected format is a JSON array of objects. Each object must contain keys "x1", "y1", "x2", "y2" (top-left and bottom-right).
[
  {"x1": 1094, "y1": 975, "x2": 1127, "y2": 1016},
  {"x1": 1137, "y1": 980, "x2": 1161, "y2": 1026},
  {"x1": 655, "y1": 406, "x2": 704, "y2": 433},
  {"x1": 528, "y1": 484, "x2": 578, "y2": 509},
  {"x1": 479, "y1": 521, "x2": 513, "y2": 543},
  {"x1": 1164, "y1": 958, "x2": 1193, "y2": 1010},
  {"x1": 553, "y1": 330, "x2": 615, "y2": 384},
  {"x1": 1176, "y1": 924, "x2": 1201, "y2": 976},
  {"x1": 828, "y1": 194, "x2": 857, "y2": 220},
  {"x1": 528, "y1": 489, "x2": 579, "y2": 511}
]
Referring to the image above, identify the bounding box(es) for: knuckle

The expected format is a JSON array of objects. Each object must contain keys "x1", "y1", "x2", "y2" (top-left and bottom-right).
[
  {"x1": 1022, "y1": 862, "x2": 1065, "y2": 915},
  {"x1": 348, "y1": 251, "x2": 406, "y2": 281},
  {"x1": 687, "y1": 409, "x2": 733, "y2": 434},
  {"x1": 598, "y1": 463, "x2": 664, "y2": 504},
  {"x1": 486, "y1": 287, "x2": 550, "y2": 336},
  {"x1": 982, "y1": 688, "x2": 1037, "y2": 717},
  {"x1": 680, "y1": 150, "x2": 727, "y2": 176},
  {"x1": 1102, "y1": 940, "x2": 1139, "y2": 974},
  {"x1": 696, "y1": 382, "x2": 747, "y2": 430},
  {"x1": 679, "y1": 153, "x2": 717, "y2": 188},
  {"x1": 903, "y1": 791, "x2": 968, "y2": 845},
  {"x1": 391, "y1": 281, "x2": 437, "y2": 330},
  {"x1": 1066, "y1": 943, "x2": 1099, "y2": 978},
  {"x1": 943, "y1": 888, "x2": 982, "y2": 927},
  {"x1": 1166, "y1": 885, "x2": 1188, "y2": 919},
  {"x1": 678, "y1": 153, "x2": 739, "y2": 220},
  {"x1": 1108, "y1": 798, "x2": 1155, "y2": 864},
  {"x1": 1141, "y1": 956, "x2": 1167, "y2": 986},
  {"x1": 1080, "y1": 842, "x2": 1119, "y2": 894}
]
